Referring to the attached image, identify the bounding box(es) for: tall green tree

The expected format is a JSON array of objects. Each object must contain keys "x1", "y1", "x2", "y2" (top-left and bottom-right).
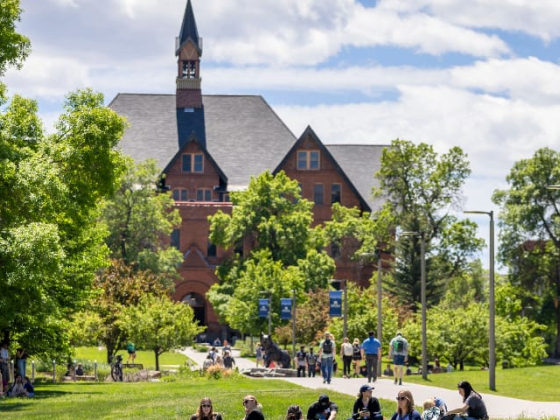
[
  {"x1": 0, "y1": 88, "x2": 127, "y2": 357},
  {"x1": 492, "y1": 147, "x2": 560, "y2": 357},
  {"x1": 99, "y1": 159, "x2": 183, "y2": 286},
  {"x1": 207, "y1": 170, "x2": 336, "y2": 334},
  {"x1": 120, "y1": 294, "x2": 203, "y2": 371},
  {"x1": 0, "y1": 0, "x2": 30, "y2": 76},
  {"x1": 372, "y1": 139, "x2": 481, "y2": 309}
]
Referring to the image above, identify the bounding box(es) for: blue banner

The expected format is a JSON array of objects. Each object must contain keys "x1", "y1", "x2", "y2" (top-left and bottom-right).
[
  {"x1": 281, "y1": 298, "x2": 293, "y2": 320},
  {"x1": 259, "y1": 299, "x2": 269, "y2": 318},
  {"x1": 329, "y1": 291, "x2": 342, "y2": 317}
]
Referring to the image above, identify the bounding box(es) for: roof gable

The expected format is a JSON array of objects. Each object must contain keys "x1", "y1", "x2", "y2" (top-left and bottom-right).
[
  {"x1": 274, "y1": 126, "x2": 371, "y2": 212},
  {"x1": 162, "y1": 132, "x2": 227, "y2": 184}
]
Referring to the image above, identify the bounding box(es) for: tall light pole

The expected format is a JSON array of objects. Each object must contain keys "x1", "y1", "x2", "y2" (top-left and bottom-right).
[
  {"x1": 360, "y1": 251, "x2": 384, "y2": 376},
  {"x1": 375, "y1": 250, "x2": 383, "y2": 377},
  {"x1": 259, "y1": 291, "x2": 272, "y2": 336},
  {"x1": 292, "y1": 289, "x2": 297, "y2": 369},
  {"x1": 400, "y1": 231, "x2": 427, "y2": 381},
  {"x1": 464, "y1": 210, "x2": 495, "y2": 391},
  {"x1": 331, "y1": 279, "x2": 348, "y2": 338}
]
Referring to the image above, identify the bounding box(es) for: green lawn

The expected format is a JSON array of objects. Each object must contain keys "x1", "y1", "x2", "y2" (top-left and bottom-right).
[
  {"x1": 0, "y1": 376, "x2": 394, "y2": 420},
  {"x1": 73, "y1": 347, "x2": 190, "y2": 369},
  {"x1": 402, "y1": 364, "x2": 560, "y2": 402}
]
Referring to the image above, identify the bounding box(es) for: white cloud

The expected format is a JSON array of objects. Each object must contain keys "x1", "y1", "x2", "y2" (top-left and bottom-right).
[{"x1": 380, "y1": 0, "x2": 560, "y2": 41}]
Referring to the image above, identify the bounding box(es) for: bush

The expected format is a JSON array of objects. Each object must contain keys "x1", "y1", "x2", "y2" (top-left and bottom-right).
[{"x1": 204, "y1": 365, "x2": 238, "y2": 380}]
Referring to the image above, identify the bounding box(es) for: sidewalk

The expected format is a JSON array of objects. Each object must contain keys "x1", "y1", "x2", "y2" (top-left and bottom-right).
[{"x1": 180, "y1": 347, "x2": 560, "y2": 419}]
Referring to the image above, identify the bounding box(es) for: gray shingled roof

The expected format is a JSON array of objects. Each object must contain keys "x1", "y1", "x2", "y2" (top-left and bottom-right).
[
  {"x1": 108, "y1": 93, "x2": 297, "y2": 189},
  {"x1": 326, "y1": 144, "x2": 388, "y2": 213}
]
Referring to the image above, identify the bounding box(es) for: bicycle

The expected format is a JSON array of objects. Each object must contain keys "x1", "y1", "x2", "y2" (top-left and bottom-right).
[{"x1": 110, "y1": 354, "x2": 124, "y2": 382}]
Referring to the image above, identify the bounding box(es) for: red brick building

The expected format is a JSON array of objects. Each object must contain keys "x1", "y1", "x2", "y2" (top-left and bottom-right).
[{"x1": 109, "y1": 0, "x2": 387, "y2": 337}]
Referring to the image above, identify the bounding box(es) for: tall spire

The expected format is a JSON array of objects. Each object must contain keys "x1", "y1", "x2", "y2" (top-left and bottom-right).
[
  {"x1": 176, "y1": 0, "x2": 202, "y2": 56},
  {"x1": 175, "y1": 0, "x2": 205, "y2": 149}
]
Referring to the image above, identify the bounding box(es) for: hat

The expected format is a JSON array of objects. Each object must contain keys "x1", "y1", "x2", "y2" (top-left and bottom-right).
[
  {"x1": 360, "y1": 384, "x2": 373, "y2": 393},
  {"x1": 319, "y1": 394, "x2": 330, "y2": 404}
]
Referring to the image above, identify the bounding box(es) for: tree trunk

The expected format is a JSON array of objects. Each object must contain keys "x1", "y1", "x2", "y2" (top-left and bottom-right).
[
  {"x1": 155, "y1": 348, "x2": 160, "y2": 371},
  {"x1": 106, "y1": 342, "x2": 115, "y2": 364},
  {"x1": 555, "y1": 264, "x2": 560, "y2": 358}
]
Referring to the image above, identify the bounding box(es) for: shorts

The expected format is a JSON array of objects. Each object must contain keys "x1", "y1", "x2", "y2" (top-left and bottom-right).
[
  {"x1": 128, "y1": 350, "x2": 136, "y2": 355},
  {"x1": 393, "y1": 355, "x2": 405, "y2": 365}
]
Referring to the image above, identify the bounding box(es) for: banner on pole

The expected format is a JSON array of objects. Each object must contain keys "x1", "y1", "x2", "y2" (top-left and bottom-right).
[
  {"x1": 329, "y1": 291, "x2": 342, "y2": 317},
  {"x1": 281, "y1": 298, "x2": 292, "y2": 320},
  {"x1": 258, "y1": 299, "x2": 269, "y2": 318}
]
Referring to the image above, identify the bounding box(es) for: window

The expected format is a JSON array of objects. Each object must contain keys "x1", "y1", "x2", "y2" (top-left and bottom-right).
[
  {"x1": 172, "y1": 189, "x2": 188, "y2": 201},
  {"x1": 313, "y1": 184, "x2": 324, "y2": 205},
  {"x1": 331, "y1": 184, "x2": 341, "y2": 204},
  {"x1": 297, "y1": 150, "x2": 320, "y2": 170},
  {"x1": 207, "y1": 238, "x2": 217, "y2": 257},
  {"x1": 171, "y1": 229, "x2": 181, "y2": 250},
  {"x1": 196, "y1": 188, "x2": 212, "y2": 201},
  {"x1": 182, "y1": 154, "x2": 203, "y2": 173},
  {"x1": 331, "y1": 242, "x2": 341, "y2": 258}
]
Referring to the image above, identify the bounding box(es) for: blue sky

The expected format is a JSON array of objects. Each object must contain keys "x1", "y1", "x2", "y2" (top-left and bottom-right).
[{"x1": 5, "y1": 0, "x2": 560, "y2": 270}]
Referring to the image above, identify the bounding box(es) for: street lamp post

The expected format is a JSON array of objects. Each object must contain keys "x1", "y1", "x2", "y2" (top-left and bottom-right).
[
  {"x1": 376, "y1": 250, "x2": 383, "y2": 377},
  {"x1": 400, "y1": 231, "x2": 427, "y2": 381},
  {"x1": 464, "y1": 210, "x2": 495, "y2": 391},
  {"x1": 292, "y1": 289, "x2": 297, "y2": 369},
  {"x1": 360, "y1": 251, "x2": 384, "y2": 376},
  {"x1": 331, "y1": 280, "x2": 348, "y2": 338},
  {"x1": 259, "y1": 291, "x2": 272, "y2": 336}
]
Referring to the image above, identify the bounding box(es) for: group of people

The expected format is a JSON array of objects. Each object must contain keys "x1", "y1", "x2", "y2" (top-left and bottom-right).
[
  {"x1": 204, "y1": 341, "x2": 236, "y2": 370},
  {"x1": 0, "y1": 373, "x2": 34, "y2": 398},
  {"x1": 0, "y1": 341, "x2": 30, "y2": 397},
  {"x1": 190, "y1": 381, "x2": 487, "y2": 420},
  {"x1": 395, "y1": 381, "x2": 488, "y2": 420},
  {"x1": 275, "y1": 330, "x2": 410, "y2": 386}
]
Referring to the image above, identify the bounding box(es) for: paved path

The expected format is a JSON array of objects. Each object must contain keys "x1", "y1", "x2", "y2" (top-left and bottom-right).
[{"x1": 180, "y1": 347, "x2": 560, "y2": 419}]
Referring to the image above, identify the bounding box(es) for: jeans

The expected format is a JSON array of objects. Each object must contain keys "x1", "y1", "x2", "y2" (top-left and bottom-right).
[
  {"x1": 308, "y1": 363, "x2": 316, "y2": 377},
  {"x1": 297, "y1": 365, "x2": 306, "y2": 377},
  {"x1": 321, "y1": 357, "x2": 333, "y2": 383},
  {"x1": 17, "y1": 359, "x2": 26, "y2": 377},
  {"x1": 365, "y1": 354, "x2": 378, "y2": 381},
  {"x1": 342, "y1": 355, "x2": 352, "y2": 376}
]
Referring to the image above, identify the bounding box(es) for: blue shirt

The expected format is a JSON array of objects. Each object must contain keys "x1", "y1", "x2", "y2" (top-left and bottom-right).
[{"x1": 361, "y1": 337, "x2": 381, "y2": 355}]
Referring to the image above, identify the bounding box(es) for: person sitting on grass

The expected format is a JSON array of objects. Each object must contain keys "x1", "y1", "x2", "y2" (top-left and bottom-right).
[
  {"x1": 421, "y1": 399, "x2": 441, "y2": 420},
  {"x1": 191, "y1": 397, "x2": 223, "y2": 420},
  {"x1": 383, "y1": 364, "x2": 394, "y2": 377},
  {"x1": 23, "y1": 377, "x2": 34, "y2": 397},
  {"x1": 75, "y1": 363, "x2": 84, "y2": 376},
  {"x1": 286, "y1": 405, "x2": 304, "y2": 420},
  {"x1": 9, "y1": 375, "x2": 28, "y2": 398}
]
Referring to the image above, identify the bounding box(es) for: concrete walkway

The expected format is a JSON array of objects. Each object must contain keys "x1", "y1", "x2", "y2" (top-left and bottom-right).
[{"x1": 180, "y1": 347, "x2": 560, "y2": 419}]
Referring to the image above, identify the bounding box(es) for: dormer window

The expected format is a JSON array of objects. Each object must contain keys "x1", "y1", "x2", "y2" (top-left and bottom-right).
[
  {"x1": 297, "y1": 150, "x2": 320, "y2": 170},
  {"x1": 182, "y1": 153, "x2": 203, "y2": 173}
]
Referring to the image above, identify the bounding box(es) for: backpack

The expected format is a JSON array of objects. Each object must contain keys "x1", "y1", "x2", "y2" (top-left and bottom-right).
[
  {"x1": 322, "y1": 339, "x2": 333, "y2": 354},
  {"x1": 306, "y1": 353, "x2": 317, "y2": 364},
  {"x1": 353, "y1": 343, "x2": 361, "y2": 357},
  {"x1": 393, "y1": 338, "x2": 404, "y2": 353}
]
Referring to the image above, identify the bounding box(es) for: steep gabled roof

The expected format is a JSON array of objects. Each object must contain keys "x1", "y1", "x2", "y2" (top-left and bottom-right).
[
  {"x1": 176, "y1": 0, "x2": 202, "y2": 55},
  {"x1": 274, "y1": 126, "x2": 372, "y2": 212},
  {"x1": 326, "y1": 144, "x2": 388, "y2": 213},
  {"x1": 162, "y1": 132, "x2": 227, "y2": 184},
  {"x1": 108, "y1": 94, "x2": 296, "y2": 188}
]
